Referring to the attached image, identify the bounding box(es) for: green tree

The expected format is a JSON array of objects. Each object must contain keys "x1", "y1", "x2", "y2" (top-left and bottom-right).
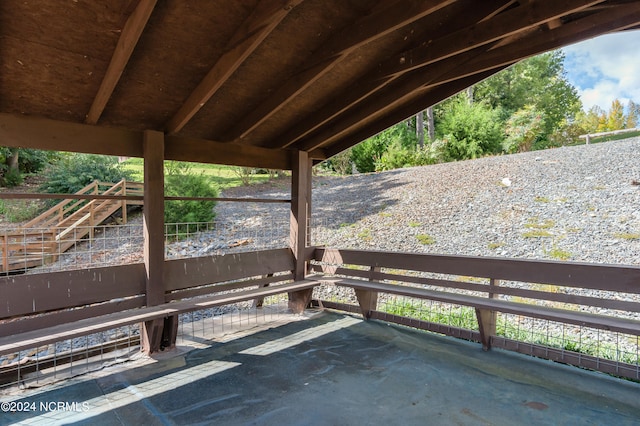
[
  {"x1": 351, "y1": 124, "x2": 417, "y2": 172},
  {"x1": 0, "y1": 148, "x2": 57, "y2": 187},
  {"x1": 606, "y1": 99, "x2": 625, "y2": 131},
  {"x1": 164, "y1": 162, "x2": 217, "y2": 233},
  {"x1": 625, "y1": 100, "x2": 639, "y2": 128},
  {"x1": 436, "y1": 95, "x2": 504, "y2": 160},
  {"x1": 39, "y1": 153, "x2": 133, "y2": 195},
  {"x1": 474, "y1": 51, "x2": 581, "y2": 144},
  {"x1": 503, "y1": 105, "x2": 546, "y2": 153}
]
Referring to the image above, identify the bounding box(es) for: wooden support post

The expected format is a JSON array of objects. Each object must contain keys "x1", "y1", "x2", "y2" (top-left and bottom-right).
[
  {"x1": 355, "y1": 266, "x2": 380, "y2": 319},
  {"x1": 288, "y1": 150, "x2": 312, "y2": 312},
  {"x1": 121, "y1": 179, "x2": 128, "y2": 225},
  {"x1": 355, "y1": 289, "x2": 378, "y2": 319},
  {"x1": 141, "y1": 130, "x2": 171, "y2": 354},
  {"x1": 476, "y1": 278, "x2": 499, "y2": 351}
]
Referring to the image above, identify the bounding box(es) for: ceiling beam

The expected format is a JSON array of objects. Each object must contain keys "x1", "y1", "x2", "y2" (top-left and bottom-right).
[
  {"x1": 2, "y1": 113, "x2": 143, "y2": 157},
  {"x1": 220, "y1": 0, "x2": 460, "y2": 141},
  {"x1": 164, "y1": 0, "x2": 301, "y2": 134},
  {"x1": 270, "y1": 0, "x2": 517, "y2": 149},
  {"x1": 433, "y1": 3, "x2": 640, "y2": 89},
  {"x1": 0, "y1": 113, "x2": 291, "y2": 170},
  {"x1": 311, "y1": 3, "x2": 640, "y2": 156},
  {"x1": 323, "y1": 69, "x2": 507, "y2": 158},
  {"x1": 85, "y1": 0, "x2": 157, "y2": 125},
  {"x1": 379, "y1": 0, "x2": 604, "y2": 79},
  {"x1": 164, "y1": 136, "x2": 291, "y2": 170}
]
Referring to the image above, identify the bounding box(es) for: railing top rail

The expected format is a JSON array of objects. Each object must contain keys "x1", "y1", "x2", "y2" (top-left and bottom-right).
[{"x1": 314, "y1": 248, "x2": 640, "y2": 294}]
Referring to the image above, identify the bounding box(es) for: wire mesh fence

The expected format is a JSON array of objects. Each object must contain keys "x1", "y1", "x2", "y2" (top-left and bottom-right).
[
  {"x1": 313, "y1": 282, "x2": 640, "y2": 380},
  {"x1": 0, "y1": 325, "x2": 139, "y2": 393},
  {"x1": 0, "y1": 216, "x2": 291, "y2": 274}
]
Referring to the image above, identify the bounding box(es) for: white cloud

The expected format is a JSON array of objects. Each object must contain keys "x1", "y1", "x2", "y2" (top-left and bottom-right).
[{"x1": 563, "y1": 30, "x2": 640, "y2": 111}]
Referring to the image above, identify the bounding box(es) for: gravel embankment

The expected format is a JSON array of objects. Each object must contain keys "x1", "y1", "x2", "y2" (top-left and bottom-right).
[{"x1": 217, "y1": 138, "x2": 640, "y2": 266}]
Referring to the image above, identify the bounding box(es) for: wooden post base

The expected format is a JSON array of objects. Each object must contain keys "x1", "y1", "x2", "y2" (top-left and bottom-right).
[
  {"x1": 354, "y1": 289, "x2": 378, "y2": 319},
  {"x1": 475, "y1": 308, "x2": 496, "y2": 351},
  {"x1": 140, "y1": 315, "x2": 178, "y2": 355},
  {"x1": 288, "y1": 288, "x2": 313, "y2": 314}
]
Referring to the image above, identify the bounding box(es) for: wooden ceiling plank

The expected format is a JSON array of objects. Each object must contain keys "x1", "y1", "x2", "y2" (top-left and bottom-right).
[
  {"x1": 309, "y1": 3, "x2": 640, "y2": 156},
  {"x1": 286, "y1": 0, "x2": 608, "y2": 151},
  {"x1": 164, "y1": 0, "x2": 301, "y2": 134},
  {"x1": 221, "y1": 0, "x2": 460, "y2": 141},
  {"x1": 269, "y1": 0, "x2": 512, "y2": 149},
  {"x1": 85, "y1": 0, "x2": 157, "y2": 125}
]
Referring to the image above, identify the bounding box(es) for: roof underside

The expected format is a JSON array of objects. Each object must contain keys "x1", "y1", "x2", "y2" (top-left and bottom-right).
[{"x1": 1, "y1": 0, "x2": 640, "y2": 169}]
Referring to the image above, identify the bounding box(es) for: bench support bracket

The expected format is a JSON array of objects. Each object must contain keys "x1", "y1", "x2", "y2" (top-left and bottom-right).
[
  {"x1": 288, "y1": 288, "x2": 314, "y2": 314},
  {"x1": 355, "y1": 289, "x2": 378, "y2": 319},
  {"x1": 475, "y1": 308, "x2": 496, "y2": 351}
]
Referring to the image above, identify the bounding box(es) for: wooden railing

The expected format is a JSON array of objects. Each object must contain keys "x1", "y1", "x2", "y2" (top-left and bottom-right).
[
  {"x1": 311, "y1": 248, "x2": 640, "y2": 380},
  {"x1": 0, "y1": 180, "x2": 144, "y2": 273}
]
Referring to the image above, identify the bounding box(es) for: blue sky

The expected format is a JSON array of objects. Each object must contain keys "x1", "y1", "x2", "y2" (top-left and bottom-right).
[{"x1": 562, "y1": 30, "x2": 640, "y2": 111}]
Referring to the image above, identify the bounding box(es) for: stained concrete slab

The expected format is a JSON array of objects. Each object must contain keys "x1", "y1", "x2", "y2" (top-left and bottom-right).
[{"x1": 1, "y1": 311, "x2": 639, "y2": 425}]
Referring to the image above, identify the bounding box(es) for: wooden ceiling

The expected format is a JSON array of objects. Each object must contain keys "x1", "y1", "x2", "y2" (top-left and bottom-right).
[{"x1": 2, "y1": 1, "x2": 640, "y2": 170}]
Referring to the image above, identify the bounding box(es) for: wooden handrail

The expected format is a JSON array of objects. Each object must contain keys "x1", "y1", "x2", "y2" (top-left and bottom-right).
[{"x1": 1, "y1": 180, "x2": 144, "y2": 273}]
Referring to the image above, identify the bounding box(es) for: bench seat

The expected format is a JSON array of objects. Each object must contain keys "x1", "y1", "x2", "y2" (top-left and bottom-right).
[
  {"x1": 333, "y1": 278, "x2": 640, "y2": 349},
  {"x1": 0, "y1": 279, "x2": 320, "y2": 356}
]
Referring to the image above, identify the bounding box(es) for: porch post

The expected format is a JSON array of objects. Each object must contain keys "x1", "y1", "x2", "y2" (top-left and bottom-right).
[
  {"x1": 140, "y1": 130, "x2": 174, "y2": 354},
  {"x1": 288, "y1": 150, "x2": 312, "y2": 312}
]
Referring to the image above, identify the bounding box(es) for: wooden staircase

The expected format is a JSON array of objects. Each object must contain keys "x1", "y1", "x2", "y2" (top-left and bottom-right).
[{"x1": 0, "y1": 180, "x2": 143, "y2": 273}]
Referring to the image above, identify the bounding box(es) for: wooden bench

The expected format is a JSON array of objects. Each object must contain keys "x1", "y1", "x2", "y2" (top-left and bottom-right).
[
  {"x1": 312, "y1": 248, "x2": 640, "y2": 351},
  {"x1": 333, "y1": 278, "x2": 640, "y2": 351},
  {"x1": 0, "y1": 248, "x2": 320, "y2": 358},
  {"x1": 0, "y1": 278, "x2": 319, "y2": 356}
]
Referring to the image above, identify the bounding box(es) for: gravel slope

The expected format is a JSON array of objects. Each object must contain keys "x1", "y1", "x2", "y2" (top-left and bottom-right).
[{"x1": 217, "y1": 137, "x2": 640, "y2": 266}]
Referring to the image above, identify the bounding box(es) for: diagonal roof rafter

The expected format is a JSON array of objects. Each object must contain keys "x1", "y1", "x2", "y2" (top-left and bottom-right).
[
  {"x1": 268, "y1": 0, "x2": 535, "y2": 150},
  {"x1": 311, "y1": 2, "x2": 640, "y2": 156},
  {"x1": 218, "y1": 0, "x2": 461, "y2": 142},
  {"x1": 85, "y1": 0, "x2": 157, "y2": 125},
  {"x1": 164, "y1": 0, "x2": 303, "y2": 135},
  {"x1": 277, "y1": 0, "x2": 609, "y2": 151}
]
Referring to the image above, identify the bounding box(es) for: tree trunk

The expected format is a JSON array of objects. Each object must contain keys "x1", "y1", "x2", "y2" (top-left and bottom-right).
[
  {"x1": 8, "y1": 148, "x2": 19, "y2": 171},
  {"x1": 426, "y1": 106, "x2": 435, "y2": 141},
  {"x1": 416, "y1": 111, "x2": 424, "y2": 148}
]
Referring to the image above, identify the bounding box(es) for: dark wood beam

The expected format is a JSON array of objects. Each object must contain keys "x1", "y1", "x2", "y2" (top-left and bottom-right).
[
  {"x1": 164, "y1": 0, "x2": 301, "y2": 134},
  {"x1": 290, "y1": 150, "x2": 310, "y2": 281},
  {"x1": 85, "y1": 0, "x2": 157, "y2": 124},
  {"x1": 141, "y1": 130, "x2": 167, "y2": 354},
  {"x1": 323, "y1": 69, "x2": 506, "y2": 159},
  {"x1": 165, "y1": 135, "x2": 292, "y2": 170},
  {"x1": 318, "y1": 2, "x2": 640, "y2": 159},
  {"x1": 294, "y1": 1, "x2": 638, "y2": 152},
  {"x1": 267, "y1": 0, "x2": 515, "y2": 149},
  {"x1": 432, "y1": 4, "x2": 640, "y2": 90},
  {"x1": 0, "y1": 113, "x2": 143, "y2": 157},
  {"x1": 379, "y1": 0, "x2": 604, "y2": 79},
  {"x1": 221, "y1": 0, "x2": 460, "y2": 141},
  {"x1": 0, "y1": 113, "x2": 292, "y2": 170}
]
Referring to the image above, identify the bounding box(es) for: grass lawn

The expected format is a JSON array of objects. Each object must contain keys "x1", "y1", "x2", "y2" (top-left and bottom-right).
[{"x1": 121, "y1": 158, "x2": 278, "y2": 190}]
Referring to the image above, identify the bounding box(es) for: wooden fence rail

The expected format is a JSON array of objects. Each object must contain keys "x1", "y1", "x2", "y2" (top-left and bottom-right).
[
  {"x1": 579, "y1": 127, "x2": 639, "y2": 144},
  {"x1": 311, "y1": 247, "x2": 640, "y2": 379},
  {"x1": 0, "y1": 180, "x2": 144, "y2": 273}
]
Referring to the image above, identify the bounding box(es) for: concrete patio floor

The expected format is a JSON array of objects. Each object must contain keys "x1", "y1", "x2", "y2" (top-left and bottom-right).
[{"x1": 1, "y1": 310, "x2": 639, "y2": 425}]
